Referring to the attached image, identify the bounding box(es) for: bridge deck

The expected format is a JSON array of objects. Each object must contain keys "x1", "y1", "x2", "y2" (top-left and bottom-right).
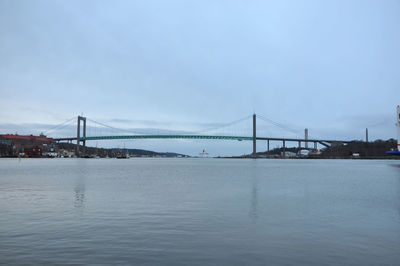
[{"x1": 54, "y1": 134, "x2": 352, "y2": 144}]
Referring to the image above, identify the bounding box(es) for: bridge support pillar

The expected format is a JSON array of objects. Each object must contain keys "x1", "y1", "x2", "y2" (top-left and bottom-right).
[
  {"x1": 298, "y1": 141, "x2": 301, "y2": 149},
  {"x1": 252, "y1": 114, "x2": 256, "y2": 157},
  {"x1": 282, "y1": 140, "x2": 286, "y2": 159},
  {"x1": 314, "y1": 141, "x2": 317, "y2": 150},
  {"x1": 267, "y1": 140, "x2": 270, "y2": 153},
  {"x1": 76, "y1": 116, "x2": 87, "y2": 157},
  {"x1": 305, "y1": 128, "x2": 308, "y2": 149},
  {"x1": 83, "y1": 118, "x2": 86, "y2": 155}
]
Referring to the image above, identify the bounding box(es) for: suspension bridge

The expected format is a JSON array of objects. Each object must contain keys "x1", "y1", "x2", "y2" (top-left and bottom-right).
[{"x1": 48, "y1": 114, "x2": 352, "y2": 157}]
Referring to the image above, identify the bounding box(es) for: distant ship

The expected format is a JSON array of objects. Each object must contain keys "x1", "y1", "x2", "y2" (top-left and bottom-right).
[
  {"x1": 199, "y1": 149, "x2": 209, "y2": 157},
  {"x1": 117, "y1": 144, "x2": 130, "y2": 159},
  {"x1": 116, "y1": 153, "x2": 129, "y2": 159},
  {"x1": 386, "y1": 105, "x2": 400, "y2": 156}
]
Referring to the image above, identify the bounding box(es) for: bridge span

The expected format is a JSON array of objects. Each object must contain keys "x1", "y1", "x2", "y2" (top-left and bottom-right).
[
  {"x1": 53, "y1": 115, "x2": 355, "y2": 157},
  {"x1": 55, "y1": 135, "x2": 252, "y2": 142},
  {"x1": 55, "y1": 134, "x2": 350, "y2": 145}
]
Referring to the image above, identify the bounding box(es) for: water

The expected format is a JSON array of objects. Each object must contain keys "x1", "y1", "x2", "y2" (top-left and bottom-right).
[{"x1": 1, "y1": 158, "x2": 400, "y2": 265}]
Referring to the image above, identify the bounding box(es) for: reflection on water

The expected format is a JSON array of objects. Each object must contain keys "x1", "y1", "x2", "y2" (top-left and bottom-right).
[
  {"x1": 74, "y1": 179, "x2": 85, "y2": 208},
  {"x1": 393, "y1": 163, "x2": 400, "y2": 216},
  {"x1": 0, "y1": 158, "x2": 400, "y2": 265},
  {"x1": 74, "y1": 161, "x2": 87, "y2": 208},
  {"x1": 250, "y1": 175, "x2": 258, "y2": 222}
]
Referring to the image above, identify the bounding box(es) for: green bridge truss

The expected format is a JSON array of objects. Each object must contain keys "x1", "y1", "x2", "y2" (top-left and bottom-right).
[{"x1": 80, "y1": 135, "x2": 253, "y2": 141}]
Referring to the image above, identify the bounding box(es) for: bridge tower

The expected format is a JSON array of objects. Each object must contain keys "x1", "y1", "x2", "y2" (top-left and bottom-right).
[
  {"x1": 397, "y1": 105, "x2": 400, "y2": 151},
  {"x1": 253, "y1": 114, "x2": 256, "y2": 157},
  {"x1": 76, "y1": 116, "x2": 86, "y2": 157},
  {"x1": 305, "y1": 128, "x2": 308, "y2": 149}
]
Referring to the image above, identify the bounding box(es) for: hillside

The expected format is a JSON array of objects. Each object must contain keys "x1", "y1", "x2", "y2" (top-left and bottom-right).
[{"x1": 57, "y1": 143, "x2": 189, "y2": 158}]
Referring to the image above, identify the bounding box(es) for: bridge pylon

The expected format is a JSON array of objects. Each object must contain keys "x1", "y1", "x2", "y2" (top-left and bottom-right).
[
  {"x1": 253, "y1": 113, "x2": 256, "y2": 157},
  {"x1": 76, "y1": 116, "x2": 86, "y2": 157}
]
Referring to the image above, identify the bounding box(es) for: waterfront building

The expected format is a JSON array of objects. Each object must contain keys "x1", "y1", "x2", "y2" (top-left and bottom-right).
[{"x1": 0, "y1": 134, "x2": 54, "y2": 157}]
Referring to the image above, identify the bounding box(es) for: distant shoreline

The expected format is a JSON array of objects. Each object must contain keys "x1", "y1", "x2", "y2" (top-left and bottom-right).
[{"x1": 1, "y1": 156, "x2": 399, "y2": 160}]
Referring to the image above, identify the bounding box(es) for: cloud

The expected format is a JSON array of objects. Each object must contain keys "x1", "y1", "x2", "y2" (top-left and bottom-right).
[
  {"x1": 1, "y1": 0, "x2": 399, "y2": 155},
  {"x1": 106, "y1": 118, "x2": 173, "y2": 127},
  {"x1": 337, "y1": 113, "x2": 395, "y2": 129},
  {"x1": 101, "y1": 117, "x2": 236, "y2": 132},
  {"x1": 0, "y1": 123, "x2": 69, "y2": 136}
]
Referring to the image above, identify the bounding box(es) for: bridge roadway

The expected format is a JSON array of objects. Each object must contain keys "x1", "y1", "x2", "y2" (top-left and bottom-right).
[{"x1": 54, "y1": 134, "x2": 352, "y2": 146}]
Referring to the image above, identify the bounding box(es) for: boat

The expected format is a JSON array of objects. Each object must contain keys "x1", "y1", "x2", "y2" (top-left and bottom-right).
[
  {"x1": 117, "y1": 144, "x2": 130, "y2": 159},
  {"x1": 386, "y1": 150, "x2": 400, "y2": 156},
  {"x1": 199, "y1": 149, "x2": 209, "y2": 157},
  {"x1": 386, "y1": 105, "x2": 400, "y2": 156},
  {"x1": 116, "y1": 152, "x2": 129, "y2": 159}
]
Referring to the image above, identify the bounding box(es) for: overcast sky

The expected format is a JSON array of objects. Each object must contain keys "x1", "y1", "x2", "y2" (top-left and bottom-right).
[{"x1": 0, "y1": 0, "x2": 399, "y2": 156}]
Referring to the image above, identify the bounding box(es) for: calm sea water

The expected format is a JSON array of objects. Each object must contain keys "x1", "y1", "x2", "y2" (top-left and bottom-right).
[{"x1": 0, "y1": 158, "x2": 400, "y2": 265}]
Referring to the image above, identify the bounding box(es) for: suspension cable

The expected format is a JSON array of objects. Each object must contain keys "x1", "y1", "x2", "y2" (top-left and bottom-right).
[
  {"x1": 47, "y1": 120, "x2": 76, "y2": 135},
  {"x1": 87, "y1": 118, "x2": 142, "y2": 135},
  {"x1": 257, "y1": 114, "x2": 300, "y2": 134},
  {"x1": 193, "y1": 115, "x2": 252, "y2": 134},
  {"x1": 43, "y1": 116, "x2": 76, "y2": 134}
]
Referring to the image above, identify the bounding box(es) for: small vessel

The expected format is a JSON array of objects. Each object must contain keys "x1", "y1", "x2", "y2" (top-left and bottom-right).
[
  {"x1": 386, "y1": 105, "x2": 400, "y2": 156},
  {"x1": 116, "y1": 152, "x2": 130, "y2": 159},
  {"x1": 199, "y1": 149, "x2": 209, "y2": 157},
  {"x1": 117, "y1": 144, "x2": 130, "y2": 159}
]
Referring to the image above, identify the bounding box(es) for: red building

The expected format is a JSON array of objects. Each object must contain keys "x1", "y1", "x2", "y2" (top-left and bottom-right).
[{"x1": 0, "y1": 134, "x2": 54, "y2": 157}]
